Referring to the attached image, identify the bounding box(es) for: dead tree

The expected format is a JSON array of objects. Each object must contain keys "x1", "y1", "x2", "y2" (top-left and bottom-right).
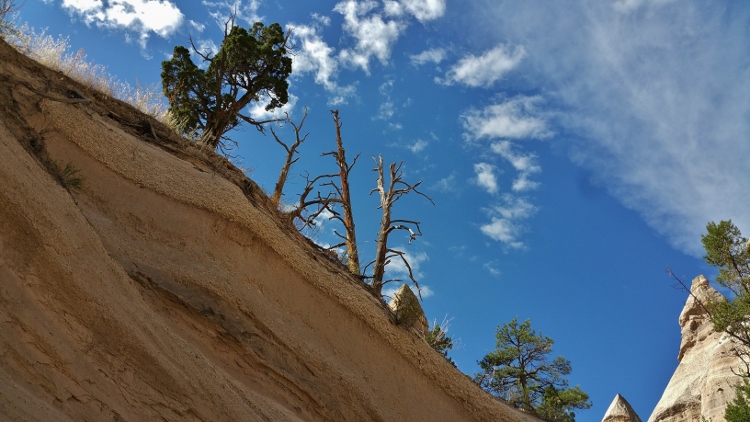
[
  {"x1": 322, "y1": 110, "x2": 361, "y2": 274},
  {"x1": 281, "y1": 110, "x2": 361, "y2": 276},
  {"x1": 270, "y1": 107, "x2": 309, "y2": 208},
  {"x1": 366, "y1": 155, "x2": 434, "y2": 298}
]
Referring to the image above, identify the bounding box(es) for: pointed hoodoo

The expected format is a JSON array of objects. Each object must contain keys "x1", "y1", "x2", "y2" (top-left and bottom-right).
[
  {"x1": 388, "y1": 284, "x2": 429, "y2": 335},
  {"x1": 602, "y1": 394, "x2": 642, "y2": 422},
  {"x1": 647, "y1": 275, "x2": 742, "y2": 422}
]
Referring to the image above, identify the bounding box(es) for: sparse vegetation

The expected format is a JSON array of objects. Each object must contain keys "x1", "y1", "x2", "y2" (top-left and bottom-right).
[
  {"x1": 725, "y1": 379, "x2": 750, "y2": 422},
  {"x1": 0, "y1": 0, "x2": 20, "y2": 38},
  {"x1": 426, "y1": 317, "x2": 456, "y2": 367},
  {"x1": 56, "y1": 161, "x2": 85, "y2": 192},
  {"x1": 4, "y1": 23, "x2": 168, "y2": 120}
]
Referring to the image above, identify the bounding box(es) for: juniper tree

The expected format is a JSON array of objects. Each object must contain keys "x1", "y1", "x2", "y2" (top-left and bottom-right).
[{"x1": 161, "y1": 14, "x2": 292, "y2": 150}]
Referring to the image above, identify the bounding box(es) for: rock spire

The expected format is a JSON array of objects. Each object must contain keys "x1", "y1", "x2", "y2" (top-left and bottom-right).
[
  {"x1": 648, "y1": 275, "x2": 743, "y2": 422},
  {"x1": 602, "y1": 394, "x2": 642, "y2": 422}
]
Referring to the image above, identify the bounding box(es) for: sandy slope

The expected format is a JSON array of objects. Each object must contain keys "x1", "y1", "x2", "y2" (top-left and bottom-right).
[{"x1": 0, "y1": 39, "x2": 539, "y2": 421}]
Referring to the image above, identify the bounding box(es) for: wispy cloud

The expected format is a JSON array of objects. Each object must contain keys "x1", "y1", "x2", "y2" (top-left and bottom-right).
[
  {"x1": 410, "y1": 47, "x2": 446, "y2": 66},
  {"x1": 61, "y1": 0, "x2": 184, "y2": 49},
  {"x1": 463, "y1": 96, "x2": 549, "y2": 247},
  {"x1": 386, "y1": 249, "x2": 429, "y2": 280},
  {"x1": 438, "y1": 44, "x2": 525, "y2": 87},
  {"x1": 381, "y1": 249, "x2": 432, "y2": 298},
  {"x1": 461, "y1": 96, "x2": 552, "y2": 141},
  {"x1": 382, "y1": 283, "x2": 434, "y2": 299},
  {"x1": 202, "y1": 0, "x2": 262, "y2": 27},
  {"x1": 374, "y1": 78, "x2": 397, "y2": 121},
  {"x1": 466, "y1": 1, "x2": 750, "y2": 256},
  {"x1": 474, "y1": 163, "x2": 498, "y2": 195},
  {"x1": 408, "y1": 139, "x2": 428, "y2": 153},
  {"x1": 288, "y1": 1, "x2": 444, "y2": 103},
  {"x1": 432, "y1": 172, "x2": 458, "y2": 193},
  {"x1": 335, "y1": 0, "x2": 405, "y2": 73},
  {"x1": 490, "y1": 141, "x2": 541, "y2": 192},
  {"x1": 480, "y1": 195, "x2": 537, "y2": 249},
  {"x1": 400, "y1": 0, "x2": 446, "y2": 23},
  {"x1": 483, "y1": 261, "x2": 501, "y2": 277},
  {"x1": 288, "y1": 21, "x2": 357, "y2": 104},
  {"x1": 247, "y1": 93, "x2": 298, "y2": 121}
]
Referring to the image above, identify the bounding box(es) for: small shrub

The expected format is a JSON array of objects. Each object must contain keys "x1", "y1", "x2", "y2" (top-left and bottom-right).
[{"x1": 45, "y1": 158, "x2": 84, "y2": 193}]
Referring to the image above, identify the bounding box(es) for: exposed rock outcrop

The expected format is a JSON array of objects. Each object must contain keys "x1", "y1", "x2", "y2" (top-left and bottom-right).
[
  {"x1": 388, "y1": 284, "x2": 429, "y2": 336},
  {"x1": 648, "y1": 275, "x2": 743, "y2": 422},
  {"x1": 0, "y1": 38, "x2": 541, "y2": 421},
  {"x1": 602, "y1": 394, "x2": 642, "y2": 422}
]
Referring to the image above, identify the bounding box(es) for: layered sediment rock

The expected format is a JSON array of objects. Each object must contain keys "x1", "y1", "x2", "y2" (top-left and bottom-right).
[
  {"x1": 0, "y1": 38, "x2": 540, "y2": 422},
  {"x1": 648, "y1": 275, "x2": 743, "y2": 422}
]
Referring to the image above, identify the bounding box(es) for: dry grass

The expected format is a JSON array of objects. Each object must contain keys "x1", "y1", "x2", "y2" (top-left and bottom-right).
[{"x1": 5, "y1": 23, "x2": 169, "y2": 122}]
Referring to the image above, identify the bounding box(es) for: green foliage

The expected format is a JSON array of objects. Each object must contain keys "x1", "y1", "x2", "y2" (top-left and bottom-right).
[
  {"x1": 161, "y1": 21, "x2": 292, "y2": 149},
  {"x1": 702, "y1": 220, "x2": 750, "y2": 295},
  {"x1": 425, "y1": 321, "x2": 455, "y2": 367},
  {"x1": 702, "y1": 221, "x2": 750, "y2": 420},
  {"x1": 46, "y1": 160, "x2": 84, "y2": 193},
  {"x1": 725, "y1": 379, "x2": 750, "y2": 422},
  {"x1": 701, "y1": 221, "x2": 750, "y2": 347},
  {"x1": 537, "y1": 386, "x2": 592, "y2": 422},
  {"x1": 475, "y1": 317, "x2": 591, "y2": 419}
]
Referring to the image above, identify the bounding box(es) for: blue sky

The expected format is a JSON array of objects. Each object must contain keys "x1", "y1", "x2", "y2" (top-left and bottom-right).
[{"x1": 17, "y1": 1, "x2": 750, "y2": 420}]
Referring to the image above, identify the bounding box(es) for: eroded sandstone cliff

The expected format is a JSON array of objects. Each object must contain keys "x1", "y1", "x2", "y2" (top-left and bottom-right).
[
  {"x1": 647, "y1": 275, "x2": 743, "y2": 422},
  {"x1": 0, "y1": 38, "x2": 539, "y2": 421}
]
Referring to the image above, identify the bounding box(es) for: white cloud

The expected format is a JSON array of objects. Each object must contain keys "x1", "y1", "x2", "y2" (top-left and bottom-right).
[
  {"x1": 194, "y1": 38, "x2": 218, "y2": 58},
  {"x1": 401, "y1": 0, "x2": 446, "y2": 22},
  {"x1": 410, "y1": 47, "x2": 446, "y2": 66},
  {"x1": 480, "y1": 194, "x2": 537, "y2": 249},
  {"x1": 481, "y1": 218, "x2": 523, "y2": 249},
  {"x1": 335, "y1": 0, "x2": 406, "y2": 73},
  {"x1": 432, "y1": 172, "x2": 457, "y2": 193},
  {"x1": 490, "y1": 140, "x2": 541, "y2": 192},
  {"x1": 375, "y1": 101, "x2": 395, "y2": 120},
  {"x1": 491, "y1": 195, "x2": 536, "y2": 220},
  {"x1": 188, "y1": 20, "x2": 205, "y2": 32},
  {"x1": 383, "y1": 0, "x2": 403, "y2": 16},
  {"x1": 419, "y1": 285, "x2": 434, "y2": 298},
  {"x1": 63, "y1": 0, "x2": 102, "y2": 14},
  {"x1": 408, "y1": 139, "x2": 428, "y2": 153},
  {"x1": 613, "y1": 0, "x2": 676, "y2": 14},
  {"x1": 483, "y1": 262, "x2": 501, "y2": 277},
  {"x1": 62, "y1": 0, "x2": 184, "y2": 48},
  {"x1": 385, "y1": 249, "x2": 429, "y2": 281},
  {"x1": 466, "y1": 1, "x2": 750, "y2": 256},
  {"x1": 247, "y1": 93, "x2": 297, "y2": 121},
  {"x1": 510, "y1": 173, "x2": 539, "y2": 193},
  {"x1": 382, "y1": 283, "x2": 433, "y2": 299},
  {"x1": 463, "y1": 97, "x2": 547, "y2": 246},
  {"x1": 288, "y1": 22, "x2": 357, "y2": 104},
  {"x1": 203, "y1": 0, "x2": 262, "y2": 27},
  {"x1": 461, "y1": 96, "x2": 552, "y2": 141},
  {"x1": 439, "y1": 44, "x2": 525, "y2": 87},
  {"x1": 474, "y1": 163, "x2": 498, "y2": 195}
]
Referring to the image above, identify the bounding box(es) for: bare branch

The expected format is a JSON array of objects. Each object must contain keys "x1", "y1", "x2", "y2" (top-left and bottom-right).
[
  {"x1": 270, "y1": 106, "x2": 309, "y2": 207},
  {"x1": 368, "y1": 154, "x2": 433, "y2": 297}
]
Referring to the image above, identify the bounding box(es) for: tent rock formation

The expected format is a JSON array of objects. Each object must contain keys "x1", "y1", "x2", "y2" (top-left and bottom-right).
[
  {"x1": 602, "y1": 394, "x2": 642, "y2": 422},
  {"x1": 648, "y1": 275, "x2": 743, "y2": 422}
]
